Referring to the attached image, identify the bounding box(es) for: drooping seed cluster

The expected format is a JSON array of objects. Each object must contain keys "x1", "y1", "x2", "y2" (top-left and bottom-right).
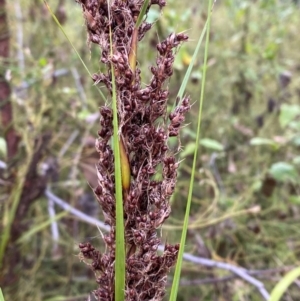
[{"x1": 76, "y1": 0, "x2": 190, "y2": 300}]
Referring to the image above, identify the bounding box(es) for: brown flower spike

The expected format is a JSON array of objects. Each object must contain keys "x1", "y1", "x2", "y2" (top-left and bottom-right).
[{"x1": 76, "y1": 0, "x2": 190, "y2": 300}]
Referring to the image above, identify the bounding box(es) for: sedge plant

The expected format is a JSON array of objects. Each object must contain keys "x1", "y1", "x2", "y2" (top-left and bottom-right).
[{"x1": 75, "y1": 0, "x2": 190, "y2": 300}]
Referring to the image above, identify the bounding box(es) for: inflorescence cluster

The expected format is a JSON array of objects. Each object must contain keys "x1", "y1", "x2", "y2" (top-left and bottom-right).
[{"x1": 76, "y1": 0, "x2": 190, "y2": 300}]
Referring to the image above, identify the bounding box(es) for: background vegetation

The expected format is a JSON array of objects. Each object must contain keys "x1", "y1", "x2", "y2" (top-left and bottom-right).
[{"x1": 1, "y1": 0, "x2": 300, "y2": 300}]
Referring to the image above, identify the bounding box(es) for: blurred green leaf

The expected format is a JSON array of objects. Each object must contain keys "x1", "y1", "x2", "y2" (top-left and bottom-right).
[
  {"x1": 269, "y1": 162, "x2": 298, "y2": 183},
  {"x1": 200, "y1": 138, "x2": 224, "y2": 151},
  {"x1": 289, "y1": 121, "x2": 300, "y2": 131},
  {"x1": 263, "y1": 41, "x2": 278, "y2": 60},
  {"x1": 245, "y1": 68, "x2": 258, "y2": 81},
  {"x1": 0, "y1": 288, "x2": 5, "y2": 301},
  {"x1": 44, "y1": 296, "x2": 71, "y2": 301},
  {"x1": 293, "y1": 156, "x2": 300, "y2": 165},
  {"x1": 61, "y1": 87, "x2": 76, "y2": 94},
  {"x1": 17, "y1": 211, "x2": 67, "y2": 244},
  {"x1": 260, "y1": 0, "x2": 277, "y2": 9},
  {"x1": 180, "y1": 142, "x2": 196, "y2": 158},
  {"x1": 147, "y1": 8, "x2": 160, "y2": 23},
  {"x1": 279, "y1": 6, "x2": 294, "y2": 20},
  {"x1": 269, "y1": 266, "x2": 300, "y2": 301},
  {"x1": 292, "y1": 136, "x2": 300, "y2": 146},
  {"x1": 250, "y1": 137, "x2": 278, "y2": 147},
  {"x1": 279, "y1": 104, "x2": 300, "y2": 128},
  {"x1": 289, "y1": 196, "x2": 300, "y2": 205},
  {"x1": 38, "y1": 57, "x2": 48, "y2": 67},
  {"x1": 182, "y1": 127, "x2": 197, "y2": 139},
  {"x1": 251, "y1": 180, "x2": 262, "y2": 192},
  {"x1": 77, "y1": 108, "x2": 91, "y2": 120},
  {"x1": 0, "y1": 137, "x2": 7, "y2": 158}
]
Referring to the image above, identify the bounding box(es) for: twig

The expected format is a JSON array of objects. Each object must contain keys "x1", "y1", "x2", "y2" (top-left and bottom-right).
[
  {"x1": 176, "y1": 266, "x2": 293, "y2": 287},
  {"x1": 0, "y1": 160, "x2": 7, "y2": 169},
  {"x1": 181, "y1": 252, "x2": 270, "y2": 300},
  {"x1": 45, "y1": 189, "x2": 270, "y2": 300},
  {"x1": 176, "y1": 275, "x2": 234, "y2": 286},
  {"x1": 45, "y1": 189, "x2": 109, "y2": 231},
  {"x1": 47, "y1": 196, "x2": 59, "y2": 253},
  {"x1": 174, "y1": 265, "x2": 290, "y2": 287},
  {"x1": 14, "y1": 0, "x2": 25, "y2": 77}
]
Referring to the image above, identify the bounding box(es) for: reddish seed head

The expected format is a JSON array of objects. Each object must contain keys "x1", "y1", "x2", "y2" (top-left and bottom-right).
[{"x1": 78, "y1": 0, "x2": 189, "y2": 297}]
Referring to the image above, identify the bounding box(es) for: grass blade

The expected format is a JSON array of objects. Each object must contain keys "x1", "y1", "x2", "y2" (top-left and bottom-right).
[
  {"x1": 176, "y1": 1, "x2": 216, "y2": 101},
  {"x1": 111, "y1": 44, "x2": 126, "y2": 301},
  {"x1": 16, "y1": 211, "x2": 67, "y2": 244},
  {"x1": 169, "y1": 1, "x2": 213, "y2": 300},
  {"x1": 176, "y1": 21, "x2": 208, "y2": 100},
  {"x1": 112, "y1": 2, "x2": 151, "y2": 299},
  {"x1": 269, "y1": 266, "x2": 300, "y2": 301},
  {"x1": 0, "y1": 163, "x2": 29, "y2": 269},
  {"x1": 107, "y1": 8, "x2": 126, "y2": 301},
  {"x1": 135, "y1": 0, "x2": 150, "y2": 29},
  {"x1": 43, "y1": 1, "x2": 106, "y2": 101},
  {"x1": 0, "y1": 288, "x2": 5, "y2": 301}
]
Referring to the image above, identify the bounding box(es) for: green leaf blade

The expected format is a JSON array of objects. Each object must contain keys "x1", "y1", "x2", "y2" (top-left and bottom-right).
[
  {"x1": 135, "y1": 0, "x2": 150, "y2": 29},
  {"x1": 250, "y1": 137, "x2": 277, "y2": 147},
  {"x1": 169, "y1": 1, "x2": 213, "y2": 300},
  {"x1": 279, "y1": 104, "x2": 300, "y2": 128},
  {"x1": 269, "y1": 267, "x2": 300, "y2": 301},
  {"x1": 200, "y1": 138, "x2": 224, "y2": 151},
  {"x1": 0, "y1": 288, "x2": 5, "y2": 301},
  {"x1": 109, "y1": 24, "x2": 126, "y2": 301},
  {"x1": 269, "y1": 162, "x2": 298, "y2": 183}
]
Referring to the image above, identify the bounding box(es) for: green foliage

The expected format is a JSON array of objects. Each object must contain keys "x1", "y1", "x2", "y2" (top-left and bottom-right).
[
  {"x1": 170, "y1": 1, "x2": 213, "y2": 300},
  {"x1": 269, "y1": 162, "x2": 298, "y2": 183},
  {"x1": 200, "y1": 138, "x2": 224, "y2": 151},
  {"x1": 279, "y1": 104, "x2": 300, "y2": 128},
  {"x1": 0, "y1": 137, "x2": 7, "y2": 158},
  {"x1": 269, "y1": 267, "x2": 300, "y2": 301},
  {"x1": 250, "y1": 137, "x2": 278, "y2": 148},
  {"x1": 16, "y1": 211, "x2": 68, "y2": 244},
  {"x1": 0, "y1": 288, "x2": 5, "y2": 301},
  {"x1": 110, "y1": 45, "x2": 125, "y2": 301}
]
